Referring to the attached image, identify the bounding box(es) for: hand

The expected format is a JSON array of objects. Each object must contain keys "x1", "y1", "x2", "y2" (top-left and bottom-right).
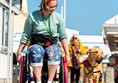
[
  {"x1": 77, "y1": 49, "x2": 80, "y2": 53},
  {"x1": 16, "y1": 54, "x2": 21, "y2": 63},
  {"x1": 66, "y1": 54, "x2": 70, "y2": 64}
]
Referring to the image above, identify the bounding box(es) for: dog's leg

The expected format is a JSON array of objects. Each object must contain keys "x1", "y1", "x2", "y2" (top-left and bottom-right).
[
  {"x1": 83, "y1": 73, "x2": 89, "y2": 83},
  {"x1": 96, "y1": 75, "x2": 100, "y2": 83}
]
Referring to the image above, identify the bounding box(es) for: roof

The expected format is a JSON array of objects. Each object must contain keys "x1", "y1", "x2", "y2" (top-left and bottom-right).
[{"x1": 103, "y1": 15, "x2": 118, "y2": 53}]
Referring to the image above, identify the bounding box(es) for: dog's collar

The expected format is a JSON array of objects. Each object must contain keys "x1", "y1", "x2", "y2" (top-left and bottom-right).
[
  {"x1": 83, "y1": 60, "x2": 98, "y2": 69},
  {"x1": 83, "y1": 60, "x2": 102, "y2": 80},
  {"x1": 85, "y1": 67, "x2": 101, "y2": 75}
]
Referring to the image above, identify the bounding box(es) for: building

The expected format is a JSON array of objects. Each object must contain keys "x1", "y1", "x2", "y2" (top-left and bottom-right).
[
  {"x1": 102, "y1": 15, "x2": 118, "y2": 54},
  {"x1": 13, "y1": 0, "x2": 28, "y2": 36},
  {"x1": 0, "y1": 0, "x2": 22, "y2": 83},
  {"x1": 13, "y1": 0, "x2": 28, "y2": 53}
]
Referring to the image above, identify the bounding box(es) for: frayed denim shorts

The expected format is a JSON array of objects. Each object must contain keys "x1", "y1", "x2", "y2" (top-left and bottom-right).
[{"x1": 27, "y1": 44, "x2": 61, "y2": 67}]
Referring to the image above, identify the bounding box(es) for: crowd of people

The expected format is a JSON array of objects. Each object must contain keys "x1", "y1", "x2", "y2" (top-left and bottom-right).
[{"x1": 15, "y1": 0, "x2": 118, "y2": 83}]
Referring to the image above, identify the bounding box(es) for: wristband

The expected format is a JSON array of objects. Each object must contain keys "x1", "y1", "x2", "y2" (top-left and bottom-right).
[{"x1": 17, "y1": 54, "x2": 21, "y2": 56}]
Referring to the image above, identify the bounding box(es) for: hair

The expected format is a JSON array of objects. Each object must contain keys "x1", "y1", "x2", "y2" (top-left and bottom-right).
[
  {"x1": 70, "y1": 34, "x2": 80, "y2": 43},
  {"x1": 40, "y1": 0, "x2": 57, "y2": 12}
]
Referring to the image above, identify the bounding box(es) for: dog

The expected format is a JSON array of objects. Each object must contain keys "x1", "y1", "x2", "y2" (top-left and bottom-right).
[{"x1": 82, "y1": 46, "x2": 103, "y2": 83}]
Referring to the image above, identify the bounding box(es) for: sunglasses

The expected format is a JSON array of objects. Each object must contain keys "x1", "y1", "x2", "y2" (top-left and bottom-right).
[{"x1": 72, "y1": 37, "x2": 77, "y2": 39}]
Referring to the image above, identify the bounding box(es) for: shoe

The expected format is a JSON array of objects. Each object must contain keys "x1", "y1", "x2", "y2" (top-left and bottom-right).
[{"x1": 30, "y1": 81, "x2": 35, "y2": 83}]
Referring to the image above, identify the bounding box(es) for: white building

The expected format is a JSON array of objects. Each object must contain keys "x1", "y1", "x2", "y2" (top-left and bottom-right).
[
  {"x1": 0, "y1": 0, "x2": 22, "y2": 83},
  {"x1": 102, "y1": 15, "x2": 118, "y2": 54}
]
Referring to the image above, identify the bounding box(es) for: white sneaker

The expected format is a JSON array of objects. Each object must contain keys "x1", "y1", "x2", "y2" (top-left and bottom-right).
[
  {"x1": 36, "y1": 81, "x2": 41, "y2": 83},
  {"x1": 30, "y1": 81, "x2": 35, "y2": 83}
]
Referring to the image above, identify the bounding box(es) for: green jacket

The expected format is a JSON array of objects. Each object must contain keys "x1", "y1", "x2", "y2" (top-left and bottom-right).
[{"x1": 20, "y1": 10, "x2": 67, "y2": 44}]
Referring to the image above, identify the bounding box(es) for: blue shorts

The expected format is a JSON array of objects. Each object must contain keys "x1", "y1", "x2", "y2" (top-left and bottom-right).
[{"x1": 27, "y1": 44, "x2": 61, "y2": 67}]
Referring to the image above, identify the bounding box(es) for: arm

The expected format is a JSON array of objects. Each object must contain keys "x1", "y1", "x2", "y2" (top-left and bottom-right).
[
  {"x1": 56, "y1": 13, "x2": 70, "y2": 62},
  {"x1": 61, "y1": 38, "x2": 70, "y2": 63},
  {"x1": 16, "y1": 15, "x2": 33, "y2": 63},
  {"x1": 16, "y1": 42, "x2": 26, "y2": 63}
]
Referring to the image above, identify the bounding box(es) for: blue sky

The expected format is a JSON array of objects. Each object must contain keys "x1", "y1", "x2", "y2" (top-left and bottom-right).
[{"x1": 28, "y1": 0, "x2": 118, "y2": 35}]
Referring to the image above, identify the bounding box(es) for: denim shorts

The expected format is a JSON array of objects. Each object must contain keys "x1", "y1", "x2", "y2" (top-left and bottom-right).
[{"x1": 27, "y1": 44, "x2": 61, "y2": 67}]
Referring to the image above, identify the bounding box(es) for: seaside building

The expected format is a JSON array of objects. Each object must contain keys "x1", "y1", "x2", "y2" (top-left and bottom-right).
[
  {"x1": 102, "y1": 15, "x2": 118, "y2": 54},
  {"x1": 0, "y1": 0, "x2": 22, "y2": 83}
]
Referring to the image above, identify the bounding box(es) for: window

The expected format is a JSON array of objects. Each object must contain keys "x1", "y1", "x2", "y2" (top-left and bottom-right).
[{"x1": 1, "y1": 8, "x2": 9, "y2": 54}]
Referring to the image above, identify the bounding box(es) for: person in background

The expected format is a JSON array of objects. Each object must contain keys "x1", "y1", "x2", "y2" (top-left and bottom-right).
[
  {"x1": 67, "y1": 34, "x2": 86, "y2": 83},
  {"x1": 16, "y1": 0, "x2": 70, "y2": 83},
  {"x1": 109, "y1": 54, "x2": 118, "y2": 83}
]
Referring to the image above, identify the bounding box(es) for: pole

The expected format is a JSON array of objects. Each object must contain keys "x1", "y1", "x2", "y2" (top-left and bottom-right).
[
  {"x1": 8, "y1": 0, "x2": 12, "y2": 83},
  {"x1": 64, "y1": 0, "x2": 66, "y2": 26},
  {"x1": 61, "y1": 5, "x2": 63, "y2": 19}
]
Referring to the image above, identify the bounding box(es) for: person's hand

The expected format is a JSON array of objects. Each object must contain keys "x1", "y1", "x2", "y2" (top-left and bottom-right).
[
  {"x1": 66, "y1": 54, "x2": 70, "y2": 64},
  {"x1": 16, "y1": 54, "x2": 21, "y2": 63},
  {"x1": 77, "y1": 49, "x2": 81, "y2": 53}
]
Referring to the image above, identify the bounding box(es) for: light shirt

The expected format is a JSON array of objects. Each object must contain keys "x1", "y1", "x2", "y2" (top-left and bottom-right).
[{"x1": 20, "y1": 10, "x2": 67, "y2": 44}]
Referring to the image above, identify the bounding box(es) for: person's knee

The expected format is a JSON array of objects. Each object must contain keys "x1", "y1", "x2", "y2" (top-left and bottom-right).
[
  {"x1": 45, "y1": 45, "x2": 61, "y2": 65},
  {"x1": 28, "y1": 44, "x2": 45, "y2": 66}
]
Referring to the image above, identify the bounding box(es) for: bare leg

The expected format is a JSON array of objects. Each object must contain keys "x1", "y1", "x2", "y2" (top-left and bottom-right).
[
  {"x1": 48, "y1": 65, "x2": 58, "y2": 81},
  {"x1": 79, "y1": 67, "x2": 84, "y2": 83},
  {"x1": 33, "y1": 66, "x2": 42, "y2": 81}
]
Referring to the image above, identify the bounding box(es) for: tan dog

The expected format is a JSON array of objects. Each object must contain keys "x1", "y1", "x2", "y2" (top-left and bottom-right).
[{"x1": 82, "y1": 46, "x2": 103, "y2": 83}]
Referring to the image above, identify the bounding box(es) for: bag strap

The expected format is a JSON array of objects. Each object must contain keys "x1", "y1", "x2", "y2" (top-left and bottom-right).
[
  {"x1": 71, "y1": 44, "x2": 80, "y2": 61},
  {"x1": 42, "y1": 14, "x2": 52, "y2": 35},
  {"x1": 31, "y1": 13, "x2": 53, "y2": 35}
]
